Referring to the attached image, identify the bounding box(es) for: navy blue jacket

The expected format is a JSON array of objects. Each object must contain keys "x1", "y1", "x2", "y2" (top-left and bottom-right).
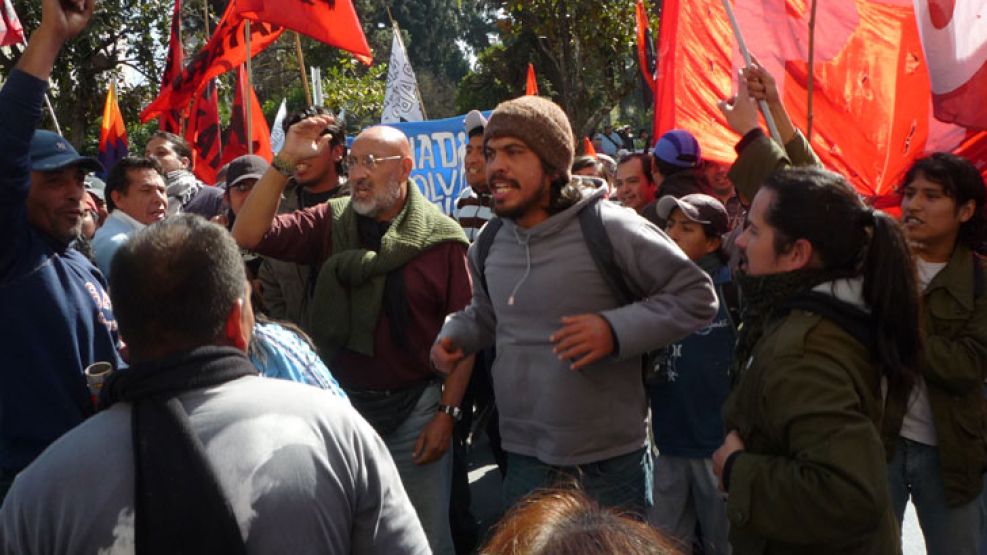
[
  {"x1": 0, "y1": 70, "x2": 122, "y2": 473},
  {"x1": 650, "y1": 262, "x2": 735, "y2": 458}
]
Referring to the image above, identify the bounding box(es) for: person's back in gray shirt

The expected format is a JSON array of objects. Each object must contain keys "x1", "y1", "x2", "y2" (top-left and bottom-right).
[{"x1": 0, "y1": 375, "x2": 429, "y2": 554}]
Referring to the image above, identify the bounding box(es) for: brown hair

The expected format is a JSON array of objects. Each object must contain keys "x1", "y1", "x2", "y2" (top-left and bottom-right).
[{"x1": 481, "y1": 489, "x2": 680, "y2": 555}]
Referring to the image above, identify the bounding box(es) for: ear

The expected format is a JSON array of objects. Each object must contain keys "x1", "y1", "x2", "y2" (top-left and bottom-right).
[
  {"x1": 329, "y1": 142, "x2": 345, "y2": 161},
  {"x1": 958, "y1": 199, "x2": 977, "y2": 224},
  {"x1": 224, "y1": 299, "x2": 249, "y2": 352},
  {"x1": 785, "y1": 238, "x2": 815, "y2": 271},
  {"x1": 110, "y1": 188, "x2": 124, "y2": 207},
  {"x1": 400, "y1": 156, "x2": 414, "y2": 181},
  {"x1": 704, "y1": 235, "x2": 722, "y2": 256},
  {"x1": 179, "y1": 156, "x2": 192, "y2": 170}
]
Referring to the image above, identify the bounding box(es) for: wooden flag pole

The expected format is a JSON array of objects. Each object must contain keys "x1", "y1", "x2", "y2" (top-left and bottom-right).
[
  {"x1": 806, "y1": 0, "x2": 818, "y2": 142},
  {"x1": 294, "y1": 33, "x2": 313, "y2": 106},
  {"x1": 720, "y1": 0, "x2": 783, "y2": 145},
  {"x1": 245, "y1": 21, "x2": 254, "y2": 155}
]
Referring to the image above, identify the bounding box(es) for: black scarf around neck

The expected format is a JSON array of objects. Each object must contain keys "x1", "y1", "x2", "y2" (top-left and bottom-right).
[
  {"x1": 730, "y1": 268, "x2": 851, "y2": 383},
  {"x1": 100, "y1": 346, "x2": 257, "y2": 555}
]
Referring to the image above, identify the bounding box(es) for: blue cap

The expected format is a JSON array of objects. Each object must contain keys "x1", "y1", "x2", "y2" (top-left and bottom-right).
[
  {"x1": 30, "y1": 130, "x2": 103, "y2": 173},
  {"x1": 652, "y1": 129, "x2": 701, "y2": 169}
]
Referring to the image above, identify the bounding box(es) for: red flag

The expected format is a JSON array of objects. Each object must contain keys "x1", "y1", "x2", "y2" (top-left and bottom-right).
[
  {"x1": 141, "y1": 2, "x2": 283, "y2": 123},
  {"x1": 160, "y1": 0, "x2": 185, "y2": 133},
  {"x1": 0, "y1": 0, "x2": 25, "y2": 47},
  {"x1": 236, "y1": 0, "x2": 372, "y2": 65},
  {"x1": 635, "y1": 0, "x2": 657, "y2": 94},
  {"x1": 916, "y1": 0, "x2": 987, "y2": 130},
  {"x1": 525, "y1": 63, "x2": 538, "y2": 96},
  {"x1": 654, "y1": 0, "x2": 987, "y2": 202},
  {"x1": 582, "y1": 137, "x2": 597, "y2": 157},
  {"x1": 221, "y1": 65, "x2": 273, "y2": 165},
  {"x1": 184, "y1": 80, "x2": 223, "y2": 185},
  {"x1": 97, "y1": 82, "x2": 128, "y2": 180}
]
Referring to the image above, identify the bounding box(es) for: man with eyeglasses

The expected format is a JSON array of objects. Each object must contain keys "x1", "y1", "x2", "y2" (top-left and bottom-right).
[{"x1": 233, "y1": 119, "x2": 472, "y2": 555}]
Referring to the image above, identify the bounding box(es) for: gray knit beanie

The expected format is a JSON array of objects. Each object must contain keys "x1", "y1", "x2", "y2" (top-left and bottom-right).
[{"x1": 484, "y1": 96, "x2": 575, "y2": 181}]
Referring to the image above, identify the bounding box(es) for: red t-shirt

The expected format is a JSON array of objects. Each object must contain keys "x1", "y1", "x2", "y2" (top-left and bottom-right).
[{"x1": 253, "y1": 203, "x2": 472, "y2": 390}]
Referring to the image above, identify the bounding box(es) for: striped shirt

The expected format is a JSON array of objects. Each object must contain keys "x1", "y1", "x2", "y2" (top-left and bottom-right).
[{"x1": 453, "y1": 186, "x2": 494, "y2": 242}]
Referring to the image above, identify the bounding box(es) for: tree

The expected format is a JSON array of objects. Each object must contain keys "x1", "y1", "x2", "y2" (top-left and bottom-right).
[
  {"x1": 2, "y1": 0, "x2": 172, "y2": 151},
  {"x1": 457, "y1": 0, "x2": 645, "y2": 139}
]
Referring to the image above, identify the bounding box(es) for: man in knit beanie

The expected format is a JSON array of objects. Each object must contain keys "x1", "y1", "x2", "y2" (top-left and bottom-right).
[{"x1": 432, "y1": 96, "x2": 718, "y2": 515}]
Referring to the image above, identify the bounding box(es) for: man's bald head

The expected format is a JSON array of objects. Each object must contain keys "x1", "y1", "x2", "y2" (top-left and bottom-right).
[{"x1": 354, "y1": 125, "x2": 412, "y2": 158}]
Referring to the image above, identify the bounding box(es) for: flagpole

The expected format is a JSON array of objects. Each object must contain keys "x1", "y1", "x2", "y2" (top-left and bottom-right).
[
  {"x1": 17, "y1": 39, "x2": 62, "y2": 135},
  {"x1": 294, "y1": 33, "x2": 313, "y2": 106},
  {"x1": 245, "y1": 21, "x2": 254, "y2": 155},
  {"x1": 806, "y1": 0, "x2": 818, "y2": 142},
  {"x1": 193, "y1": 0, "x2": 209, "y2": 137},
  {"x1": 720, "y1": 0, "x2": 783, "y2": 145}
]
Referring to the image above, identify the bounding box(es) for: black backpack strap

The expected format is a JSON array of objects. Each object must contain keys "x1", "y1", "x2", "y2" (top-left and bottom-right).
[
  {"x1": 474, "y1": 217, "x2": 504, "y2": 297},
  {"x1": 578, "y1": 198, "x2": 636, "y2": 305},
  {"x1": 719, "y1": 278, "x2": 742, "y2": 333}
]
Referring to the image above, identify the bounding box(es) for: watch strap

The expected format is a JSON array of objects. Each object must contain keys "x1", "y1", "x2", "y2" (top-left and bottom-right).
[
  {"x1": 437, "y1": 404, "x2": 462, "y2": 421},
  {"x1": 271, "y1": 153, "x2": 294, "y2": 177}
]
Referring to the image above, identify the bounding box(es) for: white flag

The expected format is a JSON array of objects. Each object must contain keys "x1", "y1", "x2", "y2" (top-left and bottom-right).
[
  {"x1": 270, "y1": 99, "x2": 287, "y2": 154},
  {"x1": 381, "y1": 24, "x2": 424, "y2": 123}
]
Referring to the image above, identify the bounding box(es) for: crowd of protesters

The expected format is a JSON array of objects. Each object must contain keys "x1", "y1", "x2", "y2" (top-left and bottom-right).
[{"x1": 2, "y1": 1, "x2": 987, "y2": 554}]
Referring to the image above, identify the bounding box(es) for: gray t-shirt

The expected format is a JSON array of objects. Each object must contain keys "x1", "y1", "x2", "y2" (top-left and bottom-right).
[{"x1": 0, "y1": 375, "x2": 429, "y2": 554}]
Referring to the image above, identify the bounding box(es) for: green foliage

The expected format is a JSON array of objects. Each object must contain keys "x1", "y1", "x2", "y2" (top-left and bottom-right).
[
  {"x1": 457, "y1": 0, "x2": 647, "y2": 138},
  {"x1": 321, "y1": 59, "x2": 388, "y2": 132},
  {"x1": 2, "y1": 0, "x2": 172, "y2": 151}
]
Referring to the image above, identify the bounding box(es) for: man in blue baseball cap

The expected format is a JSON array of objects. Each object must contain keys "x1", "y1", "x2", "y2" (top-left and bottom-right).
[
  {"x1": 0, "y1": 0, "x2": 123, "y2": 503},
  {"x1": 651, "y1": 129, "x2": 702, "y2": 187}
]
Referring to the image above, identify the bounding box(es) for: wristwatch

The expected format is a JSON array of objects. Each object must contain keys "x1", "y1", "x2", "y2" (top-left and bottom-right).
[
  {"x1": 271, "y1": 153, "x2": 294, "y2": 177},
  {"x1": 437, "y1": 404, "x2": 463, "y2": 421}
]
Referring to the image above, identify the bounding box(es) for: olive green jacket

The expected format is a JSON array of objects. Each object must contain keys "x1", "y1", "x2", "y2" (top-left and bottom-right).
[
  {"x1": 728, "y1": 130, "x2": 820, "y2": 205},
  {"x1": 724, "y1": 297, "x2": 900, "y2": 554},
  {"x1": 882, "y1": 245, "x2": 987, "y2": 506}
]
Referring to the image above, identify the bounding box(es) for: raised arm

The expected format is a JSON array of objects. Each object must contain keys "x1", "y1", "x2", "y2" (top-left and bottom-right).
[{"x1": 232, "y1": 114, "x2": 334, "y2": 249}]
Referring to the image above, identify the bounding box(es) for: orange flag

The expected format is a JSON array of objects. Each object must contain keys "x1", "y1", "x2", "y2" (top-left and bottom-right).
[
  {"x1": 525, "y1": 63, "x2": 538, "y2": 96},
  {"x1": 654, "y1": 0, "x2": 987, "y2": 202},
  {"x1": 97, "y1": 82, "x2": 128, "y2": 179},
  {"x1": 222, "y1": 65, "x2": 273, "y2": 165},
  {"x1": 635, "y1": 0, "x2": 657, "y2": 94},
  {"x1": 582, "y1": 137, "x2": 597, "y2": 157},
  {"x1": 236, "y1": 0, "x2": 372, "y2": 64},
  {"x1": 141, "y1": 2, "x2": 283, "y2": 123}
]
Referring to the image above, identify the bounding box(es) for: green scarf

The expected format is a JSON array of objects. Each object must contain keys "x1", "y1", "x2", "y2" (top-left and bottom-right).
[
  {"x1": 309, "y1": 183, "x2": 468, "y2": 360},
  {"x1": 730, "y1": 267, "x2": 851, "y2": 384}
]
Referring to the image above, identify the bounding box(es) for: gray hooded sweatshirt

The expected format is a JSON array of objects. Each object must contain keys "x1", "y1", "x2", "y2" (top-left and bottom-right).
[{"x1": 439, "y1": 185, "x2": 718, "y2": 466}]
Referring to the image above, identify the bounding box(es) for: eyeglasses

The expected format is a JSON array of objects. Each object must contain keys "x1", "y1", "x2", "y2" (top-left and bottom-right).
[{"x1": 344, "y1": 154, "x2": 404, "y2": 170}]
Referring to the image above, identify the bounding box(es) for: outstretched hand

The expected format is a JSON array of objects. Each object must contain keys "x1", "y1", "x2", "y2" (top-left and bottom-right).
[
  {"x1": 280, "y1": 115, "x2": 335, "y2": 166},
  {"x1": 717, "y1": 71, "x2": 760, "y2": 136}
]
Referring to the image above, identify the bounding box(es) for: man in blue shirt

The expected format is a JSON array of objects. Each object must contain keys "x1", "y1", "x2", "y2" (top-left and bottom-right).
[{"x1": 0, "y1": 0, "x2": 122, "y2": 502}]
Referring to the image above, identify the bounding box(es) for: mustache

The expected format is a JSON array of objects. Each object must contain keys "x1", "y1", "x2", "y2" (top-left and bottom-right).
[{"x1": 489, "y1": 173, "x2": 520, "y2": 189}]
